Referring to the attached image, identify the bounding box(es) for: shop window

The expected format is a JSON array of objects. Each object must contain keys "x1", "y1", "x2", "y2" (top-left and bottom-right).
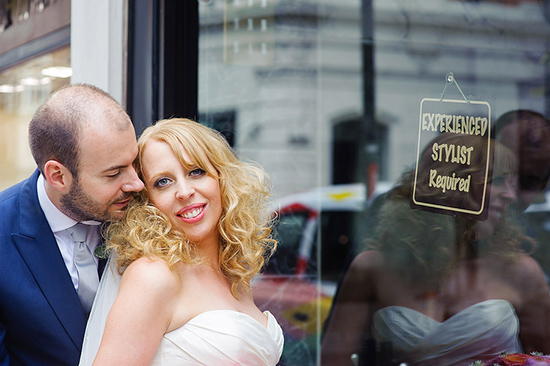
[
  {"x1": 199, "y1": 1, "x2": 550, "y2": 365},
  {"x1": 0, "y1": 47, "x2": 71, "y2": 190}
]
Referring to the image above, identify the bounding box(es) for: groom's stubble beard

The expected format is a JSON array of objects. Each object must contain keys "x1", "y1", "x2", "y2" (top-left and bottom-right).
[{"x1": 60, "y1": 177, "x2": 129, "y2": 222}]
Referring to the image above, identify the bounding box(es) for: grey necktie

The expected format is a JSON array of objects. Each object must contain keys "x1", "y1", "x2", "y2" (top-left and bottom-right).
[{"x1": 67, "y1": 223, "x2": 99, "y2": 315}]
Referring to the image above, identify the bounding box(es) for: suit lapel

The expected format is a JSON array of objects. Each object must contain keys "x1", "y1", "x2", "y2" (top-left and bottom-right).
[{"x1": 13, "y1": 171, "x2": 86, "y2": 351}]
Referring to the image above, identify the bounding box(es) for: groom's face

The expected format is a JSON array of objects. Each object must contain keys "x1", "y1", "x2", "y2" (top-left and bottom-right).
[{"x1": 60, "y1": 116, "x2": 144, "y2": 222}]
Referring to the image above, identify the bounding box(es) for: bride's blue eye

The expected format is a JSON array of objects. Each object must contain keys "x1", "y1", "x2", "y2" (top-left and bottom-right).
[
  {"x1": 190, "y1": 168, "x2": 206, "y2": 177},
  {"x1": 154, "y1": 177, "x2": 171, "y2": 188}
]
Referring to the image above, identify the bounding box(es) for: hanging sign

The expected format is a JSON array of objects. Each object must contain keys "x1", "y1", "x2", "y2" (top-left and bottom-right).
[{"x1": 411, "y1": 74, "x2": 492, "y2": 220}]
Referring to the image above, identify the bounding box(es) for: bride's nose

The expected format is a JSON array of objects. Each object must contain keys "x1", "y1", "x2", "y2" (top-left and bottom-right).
[{"x1": 175, "y1": 180, "x2": 196, "y2": 200}]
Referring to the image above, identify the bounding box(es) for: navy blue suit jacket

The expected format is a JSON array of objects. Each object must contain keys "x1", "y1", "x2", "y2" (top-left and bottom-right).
[{"x1": 0, "y1": 170, "x2": 87, "y2": 365}]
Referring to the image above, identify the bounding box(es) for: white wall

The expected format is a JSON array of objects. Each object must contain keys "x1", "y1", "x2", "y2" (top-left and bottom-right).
[{"x1": 70, "y1": 0, "x2": 127, "y2": 105}]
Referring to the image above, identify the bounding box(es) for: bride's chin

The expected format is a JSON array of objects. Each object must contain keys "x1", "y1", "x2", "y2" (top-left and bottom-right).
[{"x1": 475, "y1": 222, "x2": 494, "y2": 240}]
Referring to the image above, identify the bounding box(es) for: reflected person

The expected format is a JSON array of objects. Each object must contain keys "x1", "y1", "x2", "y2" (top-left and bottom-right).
[
  {"x1": 493, "y1": 109, "x2": 550, "y2": 213},
  {"x1": 494, "y1": 109, "x2": 550, "y2": 276},
  {"x1": 321, "y1": 133, "x2": 550, "y2": 366}
]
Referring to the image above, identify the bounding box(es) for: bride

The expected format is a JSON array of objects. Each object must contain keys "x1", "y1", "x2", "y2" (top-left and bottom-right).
[{"x1": 79, "y1": 118, "x2": 283, "y2": 366}]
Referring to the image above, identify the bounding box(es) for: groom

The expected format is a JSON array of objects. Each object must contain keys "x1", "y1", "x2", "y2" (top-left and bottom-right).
[{"x1": 0, "y1": 84, "x2": 144, "y2": 365}]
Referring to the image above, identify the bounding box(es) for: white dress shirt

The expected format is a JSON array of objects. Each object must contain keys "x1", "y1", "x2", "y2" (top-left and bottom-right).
[{"x1": 36, "y1": 174, "x2": 101, "y2": 291}]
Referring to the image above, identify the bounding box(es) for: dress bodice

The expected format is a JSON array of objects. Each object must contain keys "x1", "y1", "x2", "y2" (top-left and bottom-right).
[
  {"x1": 78, "y1": 259, "x2": 284, "y2": 366},
  {"x1": 372, "y1": 299, "x2": 521, "y2": 366},
  {"x1": 150, "y1": 310, "x2": 284, "y2": 366}
]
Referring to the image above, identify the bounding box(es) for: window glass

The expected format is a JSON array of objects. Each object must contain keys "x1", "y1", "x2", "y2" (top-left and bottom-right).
[
  {"x1": 199, "y1": 1, "x2": 550, "y2": 364},
  {"x1": 0, "y1": 47, "x2": 71, "y2": 190}
]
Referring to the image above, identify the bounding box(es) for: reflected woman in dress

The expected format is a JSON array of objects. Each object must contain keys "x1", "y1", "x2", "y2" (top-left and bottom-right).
[
  {"x1": 80, "y1": 118, "x2": 283, "y2": 365},
  {"x1": 321, "y1": 133, "x2": 550, "y2": 366}
]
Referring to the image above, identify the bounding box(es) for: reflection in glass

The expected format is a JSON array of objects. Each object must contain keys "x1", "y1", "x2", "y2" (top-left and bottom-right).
[
  {"x1": 322, "y1": 134, "x2": 550, "y2": 365},
  {"x1": 0, "y1": 47, "x2": 70, "y2": 190},
  {"x1": 199, "y1": 1, "x2": 550, "y2": 365}
]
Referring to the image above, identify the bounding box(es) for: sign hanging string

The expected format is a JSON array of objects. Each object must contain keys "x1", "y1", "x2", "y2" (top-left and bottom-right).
[{"x1": 440, "y1": 72, "x2": 470, "y2": 104}]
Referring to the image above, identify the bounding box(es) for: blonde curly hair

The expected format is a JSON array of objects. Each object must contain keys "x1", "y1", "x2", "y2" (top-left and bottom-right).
[{"x1": 106, "y1": 118, "x2": 277, "y2": 297}]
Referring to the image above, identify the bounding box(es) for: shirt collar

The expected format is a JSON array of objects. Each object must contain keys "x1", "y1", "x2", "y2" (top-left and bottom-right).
[{"x1": 37, "y1": 174, "x2": 101, "y2": 233}]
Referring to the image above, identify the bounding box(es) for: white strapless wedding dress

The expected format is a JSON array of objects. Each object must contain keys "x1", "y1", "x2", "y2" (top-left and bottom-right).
[
  {"x1": 150, "y1": 310, "x2": 283, "y2": 365},
  {"x1": 79, "y1": 258, "x2": 284, "y2": 366},
  {"x1": 372, "y1": 299, "x2": 521, "y2": 366}
]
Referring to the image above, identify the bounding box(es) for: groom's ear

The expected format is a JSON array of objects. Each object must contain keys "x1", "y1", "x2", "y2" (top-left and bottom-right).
[{"x1": 43, "y1": 160, "x2": 75, "y2": 194}]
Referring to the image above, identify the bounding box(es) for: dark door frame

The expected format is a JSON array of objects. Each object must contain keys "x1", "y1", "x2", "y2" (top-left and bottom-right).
[{"x1": 127, "y1": 0, "x2": 198, "y2": 134}]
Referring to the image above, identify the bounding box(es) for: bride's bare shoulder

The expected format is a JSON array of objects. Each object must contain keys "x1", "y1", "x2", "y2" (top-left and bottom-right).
[
  {"x1": 121, "y1": 256, "x2": 180, "y2": 295},
  {"x1": 349, "y1": 250, "x2": 385, "y2": 271}
]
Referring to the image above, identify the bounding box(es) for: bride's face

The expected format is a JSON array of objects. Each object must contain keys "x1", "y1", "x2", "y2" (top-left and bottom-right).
[
  {"x1": 476, "y1": 172, "x2": 517, "y2": 239},
  {"x1": 140, "y1": 139, "x2": 223, "y2": 247}
]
